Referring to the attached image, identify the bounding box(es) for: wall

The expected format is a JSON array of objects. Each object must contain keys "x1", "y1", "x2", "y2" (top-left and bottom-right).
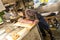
[{"x1": 37, "y1": 2, "x2": 60, "y2": 13}]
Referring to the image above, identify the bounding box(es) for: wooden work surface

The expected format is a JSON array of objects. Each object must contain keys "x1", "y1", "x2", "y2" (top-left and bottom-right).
[
  {"x1": 13, "y1": 19, "x2": 41, "y2": 40},
  {"x1": 22, "y1": 26, "x2": 41, "y2": 40},
  {"x1": 0, "y1": 18, "x2": 41, "y2": 40}
]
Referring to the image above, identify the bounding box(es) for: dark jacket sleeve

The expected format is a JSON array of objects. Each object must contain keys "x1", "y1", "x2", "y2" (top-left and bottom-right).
[{"x1": 36, "y1": 13, "x2": 50, "y2": 28}]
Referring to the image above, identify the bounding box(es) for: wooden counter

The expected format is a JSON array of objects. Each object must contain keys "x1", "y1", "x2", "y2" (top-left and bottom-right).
[
  {"x1": 0, "y1": 19, "x2": 42, "y2": 40},
  {"x1": 22, "y1": 26, "x2": 42, "y2": 40}
]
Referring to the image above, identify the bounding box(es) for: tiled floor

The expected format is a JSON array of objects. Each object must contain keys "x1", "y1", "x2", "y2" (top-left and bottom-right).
[
  {"x1": 46, "y1": 27, "x2": 60, "y2": 40},
  {"x1": 53, "y1": 28, "x2": 60, "y2": 40}
]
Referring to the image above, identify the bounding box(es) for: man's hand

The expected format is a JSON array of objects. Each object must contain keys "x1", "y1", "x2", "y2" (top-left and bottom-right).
[{"x1": 34, "y1": 20, "x2": 39, "y2": 24}]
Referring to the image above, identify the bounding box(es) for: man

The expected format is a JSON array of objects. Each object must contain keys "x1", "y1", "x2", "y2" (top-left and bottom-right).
[{"x1": 25, "y1": 9, "x2": 55, "y2": 40}]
